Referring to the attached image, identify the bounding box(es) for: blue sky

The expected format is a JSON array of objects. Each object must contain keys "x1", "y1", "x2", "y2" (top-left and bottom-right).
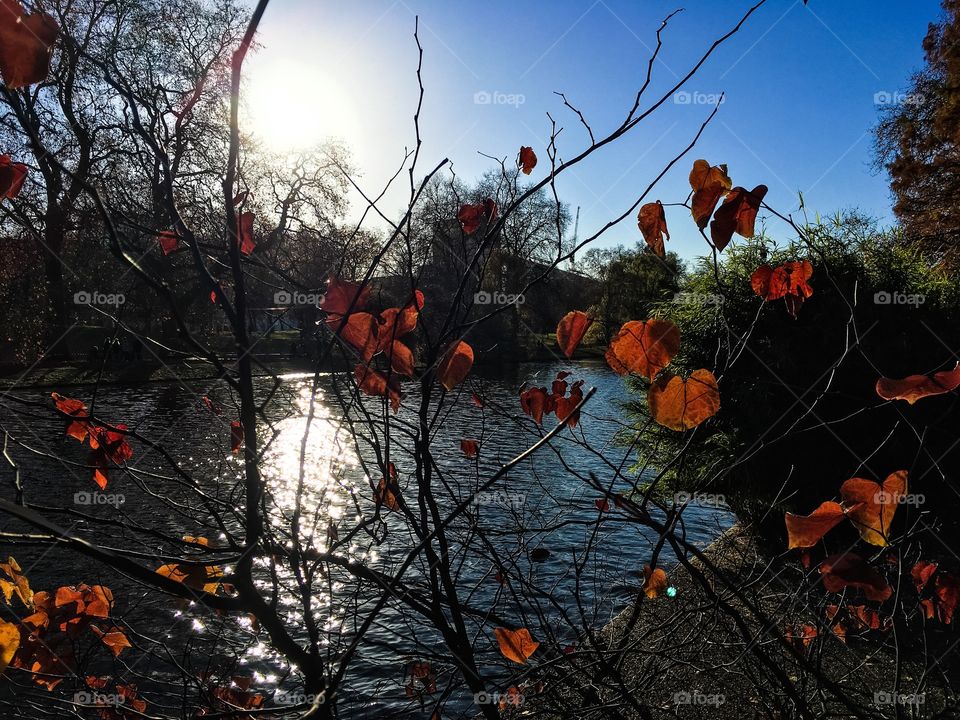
[{"x1": 244, "y1": 1, "x2": 942, "y2": 261}]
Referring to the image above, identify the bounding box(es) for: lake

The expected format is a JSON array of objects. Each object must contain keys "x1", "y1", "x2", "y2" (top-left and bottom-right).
[{"x1": 0, "y1": 359, "x2": 734, "y2": 717}]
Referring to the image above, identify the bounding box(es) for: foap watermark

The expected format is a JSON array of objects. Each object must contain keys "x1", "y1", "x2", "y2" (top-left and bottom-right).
[
  {"x1": 74, "y1": 290, "x2": 125, "y2": 307},
  {"x1": 274, "y1": 290, "x2": 323, "y2": 307},
  {"x1": 474, "y1": 690, "x2": 524, "y2": 707},
  {"x1": 472, "y1": 491, "x2": 525, "y2": 510},
  {"x1": 874, "y1": 291, "x2": 925, "y2": 307},
  {"x1": 274, "y1": 690, "x2": 327, "y2": 706},
  {"x1": 874, "y1": 691, "x2": 925, "y2": 707},
  {"x1": 74, "y1": 491, "x2": 125, "y2": 508},
  {"x1": 474, "y1": 291, "x2": 525, "y2": 306},
  {"x1": 74, "y1": 692, "x2": 126, "y2": 707},
  {"x1": 874, "y1": 490, "x2": 925, "y2": 507},
  {"x1": 673, "y1": 291, "x2": 724, "y2": 306},
  {"x1": 673, "y1": 690, "x2": 725, "y2": 706},
  {"x1": 674, "y1": 491, "x2": 727, "y2": 508},
  {"x1": 674, "y1": 90, "x2": 725, "y2": 106},
  {"x1": 473, "y1": 90, "x2": 525, "y2": 108},
  {"x1": 873, "y1": 90, "x2": 924, "y2": 106}
]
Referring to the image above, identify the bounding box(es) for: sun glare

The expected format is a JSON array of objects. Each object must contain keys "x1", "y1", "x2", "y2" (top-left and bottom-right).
[{"x1": 245, "y1": 59, "x2": 360, "y2": 153}]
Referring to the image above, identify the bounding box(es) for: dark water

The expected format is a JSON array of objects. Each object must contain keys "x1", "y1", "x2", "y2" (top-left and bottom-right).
[{"x1": 0, "y1": 360, "x2": 733, "y2": 717}]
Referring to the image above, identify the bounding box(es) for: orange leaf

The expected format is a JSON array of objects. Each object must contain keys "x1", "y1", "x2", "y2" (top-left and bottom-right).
[
  {"x1": 912, "y1": 562, "x2": 959, "y2": 624},
  {"x1": 638, "y1": 201, "x2": 669, "y2": 257},
  {"x1": 605, "y1": 319, "x2": 680, "y2": 380},
  {"x1": 374, "y1": 464, "x2": 400, "y2": 511},
  {"x1": 839, "y1": 471, "x2": 907, "y2": 547},
  {"x1": 0, "y1": 556, "x2": 32, "y2": 608},
  {"x1": 689, "y1": 159, "x2": 732, "y2": 229},
  {"x1": 647, "y1": 369, "x2": 720, "y2": 431},
  {"x1": 0, "y1": 0, "x2": 59, "y2": 88},
  {"x1": 709, "y1": 185, "x2": 768, "y2": 251},
  {"x1": 518, "y1": 146, "x2": 537, "y2": 175},
  {"x1": 156, "y1": 563, "x2": 222, "y2": 594},
  {"x1": 819, "y1": 552, "x2": 892, "y2": 601},
  {"x1": 642, "y1": 564, "x2": 668, "y2": 599},
  {"x1": 0, "y1": 619, "x2": 17, "y2": 675},
  {"x1": 876, "y1": 362, "x2": 960, "y2": 404},
  {"x1": 460, "y1": 439, "x2": 479, "y2": 458},
  {"x1": 436, "y1": 341, "x2": 473, "y2": 391},
  {"x1": 784, "y1": 501, "x2": 846, "y2": 549},
  {"x1": 51, "y1": 392, "x2": 89, "y2": 442},
  {"x1": 90, "y1": 626, "x2": 131, "y2": 657},
  {"x1": 0, "y1": 154, "x2": 28, "y2": 199},
  {"x1": 556, "y1": 311, "x2": 593, "y2": 358},
  {"x1": 494, "y1": 627, "x2": 539, "y2": 664}
]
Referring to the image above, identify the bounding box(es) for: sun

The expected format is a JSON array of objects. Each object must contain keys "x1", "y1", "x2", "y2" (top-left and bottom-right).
[{"x1": 244, "y1": 58, "x2": 360, "y2": 153}]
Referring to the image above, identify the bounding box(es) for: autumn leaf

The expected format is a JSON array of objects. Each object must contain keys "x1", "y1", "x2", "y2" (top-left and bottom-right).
[
  {"x1": 638, "y1": 201, "x2": 669, "y2": 257},
  {"x1": 554, "y1": 378, "x2": 585, "y2": 428},
  {"x1": 321, "y1": 277, "x2": 370, "y2": 316},
  {"x1": 236, "y1": 211, "x2": 256, "y2": 255},
  {"x1": 784, "y1": 501, "x2": 846, "y2": 549},
  {"x1": 88, "y1": 425, "x2": 133, "y2": 489},
  {"x1": 156, "y1": 562, "x2": 222, "y2": 594},
  {"x1": 0, "y1": 154, "x2": 27, "y2": 200},
  {"x1": 518, "y1": 146, "x2": 537, "y2": 175},
  {"x1": 51, "y1": 392, "x2": 89, "y2": 442},
  {"x1": 556, "y1": 311, "x2": 593, "y2": 358},
  {"x1": 709, "y1": 185, "x2": 768, "y2": 251},
  {"x1": 751, "y1": 260, "x2": 814, "y2": 304},
  {"x1": 457, "y1": 198, "x2": 497, "y2": 234},
  {"x1": 595, "y1": 498, "x2": 610, "y2": 512},
  {"x1": 839, "y1": 471, "x2": 907, "y2": 547},
  {"x1": 605, "y1": 319, "x2": 680, "y2": 380},
  {"x1": 460, "y1": 439, "x2": 479, "y2": 458},
  {"x1": 819, "y1": 552, "x2": 892, "y2": 601},
  {"x1": 647, "y1": 369, "x2": 720, "y2": 431},
  {"x1": 374, "y1": 463, "x2": 400, "y2": 511},
  {"x1": 689, "y1": 159, "x2": 732, "y2": 229},
  {"x1": 436, "y1": 340, "x2": 474, "y2": 391},
  {"x1": 354, "y1": 364, "x2": 402, "y2": 412},
  {"x1": 494, "y1": 627, "x2": 539, "y2": 664},
  {"x1": 0, "y1": 556, "x2": 33, "y2": 608},
  {"x1": 471, "y1": 392, "x2": 485, "y2": 408},
  {"x1": 153, "y1": 231, "x2": 179, "y2": 257},
  {"x1": 912, "y1": 561, "x2": 958, "y2": 624},
  {"x1": 224, "y1": 421, "x2": 243, "y2": 456},
  {"x1": 876, "y1": 362, "x2": 960, "y2": 404},
  {"x1": 519, "y1": 386, "x2": 551, "y2": 425},
  {"x1": 0, "y1": 0, "x2": 59, "y2": 88},
  {"x1": 90, "y1": 626, "x2": 131, "y2": 657},
  {"x1": 642, "y1": 564, "x2": 668, "y2": 599},
  {"x1": 0, "y1": 619, "x2": 18, "y2": 675}
]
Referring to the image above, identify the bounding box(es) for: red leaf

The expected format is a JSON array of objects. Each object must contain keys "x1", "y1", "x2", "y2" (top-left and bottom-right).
[
  {"x1": 158, "y1": 231, "x2": 179, "y2": 256},
  {"x1": 237, "y1": 211, "x2": 255, "y2": 255},
  {"x1": 876, "y1": 362, "x2": 960, "y2": 404},
  {"x1": 355, "y1": 364, "x2": 402, "y2": 412},
  {"x1": 638, "y1": 201, "x2": 669, "y2": 257},
  {"x1": 556, "y1": 311, "x2": 593, "y2": 358},
  {"x1": 230, "y1": 421, "x2": 243, "y2": 454},
  {"x1": 819, "y1": 553, "x2": 892, "y2": 602},
  {"x1": 51, "y1": 392, "x2": 89, "y2": 442},
  {"x1": 88, "y1": 425, "x2": 133, "y2": 489},
  {"x1": 460, "y1": 439, "x2": 479, "y2": 458},
  {"x1": 457, "y1": 199, "x2": 497, "y2": 234},
  {"x1": 0, "y1": 0, "x2": 59, "y2": 88},
  {"x1": 0, "y1": 154, "x2": 28, "y2": 199},
  {"x1": 321, "y1": 277, "x2": 370, "y2": 316},
  {"x1": 519, "y1": 386, "x2": 550, "y2": 424},
  {"x1": 709, "y1": 185, "x2": 768, "y2": 252},
  {"x1": 840, "y1": 471, "x2": 907, "y2": 546},
  {"x1": 494, "y1": 627, "x2": 539, "y2": 664},
  {"x1": 595, "y1": 498, "x2": 610, "y2": 512},
  {"x1": 912, "y1": 561, "x2": 959, "y2": 624},
  {"x1": 436, "y1": 341, "x2": 473, "y2": 391},
  {"x1": 471, "y1": 392, "x2": 485, "y2": 408},
  {"x1": 518, "y1": 146, "x2": 537, "y2": 175}
]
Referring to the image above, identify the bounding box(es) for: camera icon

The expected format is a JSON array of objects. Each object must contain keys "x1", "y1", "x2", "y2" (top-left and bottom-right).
[
  {"x1": 274, "y1": 290, "x2": 292, "y2": 305},
  {"x1": 74, "y1": 491, "x2": 92, "y2": 505},
  {"x1": 674, "y1": 491, "x2": 691, "y2": 505},
  {"x1": 474, "y1": 291, "x2": 492, "y2": 305},
  {"x1": 74, "y1": 692, "x2": 93, "y2": 704},
  {"x1": 73, "y1": 291, "x2": 91, "y2": 305},
  {"x1": 674, "y1": 691, "x2": 691, "y2": 705},
  {"x1": 874, "y1": 91, "x2": 893, "y2": 105},
  {"x1": 873, "y1": 291, "x2": 891, "y2": 305},
  {"x1": 474, "y1": 91, "x2": 492, "y2": 105},
  {"x1": 474, "y1": 691, "x2": 492, "y2": 705},
  {"x1": 674, "y1": 91, "x2": 692, "y2": 105}
]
